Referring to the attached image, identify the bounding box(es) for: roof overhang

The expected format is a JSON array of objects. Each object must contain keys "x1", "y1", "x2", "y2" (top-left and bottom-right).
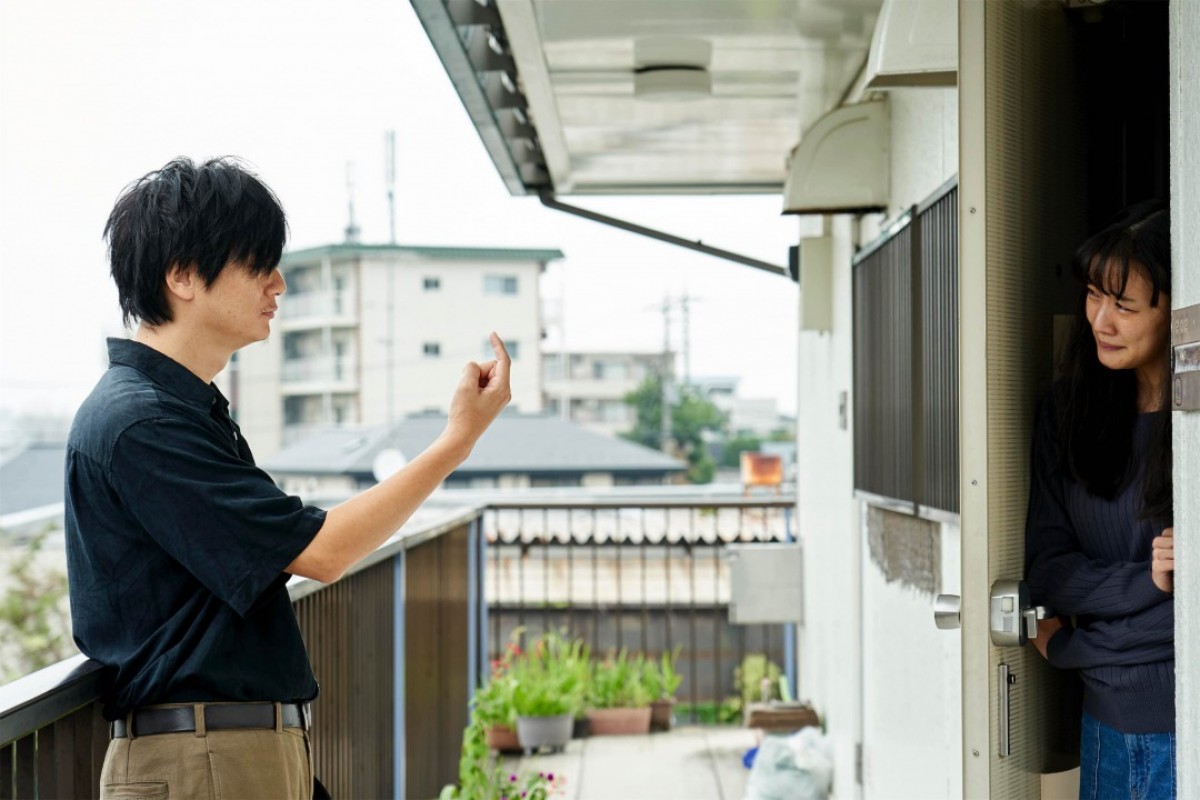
[{"x1": 412, "y1": 0, "x2": 883, "y2": 197}]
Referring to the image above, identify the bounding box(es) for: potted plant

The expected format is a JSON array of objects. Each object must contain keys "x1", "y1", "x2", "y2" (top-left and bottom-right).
[
  {"x1": 510, "y1": 632, "x2": 587, "y2": 754},
  {"x1": 644, "y1": 647, "x2": 684, "y2": 732},
  {"x1": 440, "y1": 721, "x2": 562, "y2": 800},
  {"x1": 473, "y1": 671, "x2": 520, "y2": 752},
  {"x1": 471, "y1": 636, "x2": 524, "y2": 752},
  {"x1": 586, "y1": 649, "x2": 652, "y2": 735}
]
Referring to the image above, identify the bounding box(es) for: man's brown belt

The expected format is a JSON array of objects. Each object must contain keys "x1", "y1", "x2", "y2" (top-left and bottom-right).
[{"x1": 111, "y1": 702, "x2": 310, "y2": 738}]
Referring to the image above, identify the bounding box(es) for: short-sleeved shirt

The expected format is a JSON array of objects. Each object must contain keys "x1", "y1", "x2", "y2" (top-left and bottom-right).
[{"x1": 65, "y1": 338, "x2": 326, "y2": 720}]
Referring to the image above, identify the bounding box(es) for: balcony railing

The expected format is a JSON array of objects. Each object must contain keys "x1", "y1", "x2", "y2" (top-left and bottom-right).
[
  {"x1": 1, "y1": 492, "x2": 794, "y2": 799},
  {"x1": 482, "y1": 497, "x2": 797, "y2": 719},
  {"x1": 278, "y1": 292, "x2": 356, "y2": 324},
  {"x1": 281, "y1": 356, "x2": 357, "y2": 386}
]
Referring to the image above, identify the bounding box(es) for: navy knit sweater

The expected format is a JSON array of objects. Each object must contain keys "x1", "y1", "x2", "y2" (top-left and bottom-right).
[{"x1": 1024, "y1": 395, "x2": 1174, "y2": 734}]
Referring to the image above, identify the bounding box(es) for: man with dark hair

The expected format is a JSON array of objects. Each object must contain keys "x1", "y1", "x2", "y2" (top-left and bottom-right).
[{"x1": 66, "y1": 157, "x2": 511, "y2": 799}]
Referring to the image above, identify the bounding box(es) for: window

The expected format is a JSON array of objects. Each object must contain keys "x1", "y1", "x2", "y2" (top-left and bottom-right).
[
  {"x1": 601, "y1": 400, "x2": 628, "y2": 422},
  {"x1": 484, "y1": 340, "x2": 519, "y2": 359},
  {"x1": 853, "y1": 182, "x2": 959, "y2": 514},
  {"x1": 592, "y1": 361, "x2": 628, "y2": 380},
  {"x1": 530, "y1": 475, "x2": 583, "y2": 488},
  {"x1": 423, "y1": 342, "x2": 441, "y2": 358},
  {"x1": 423, "y1": 276, "x2": 441, "y2": 291},
  {"x1": 484, "y1": 275, "x2": 519, "y2": 295}
]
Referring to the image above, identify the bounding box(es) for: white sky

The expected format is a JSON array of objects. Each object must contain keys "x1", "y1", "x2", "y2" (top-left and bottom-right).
[{"x1": 0, "y1": 0, "x2": 800, "y2": 419}]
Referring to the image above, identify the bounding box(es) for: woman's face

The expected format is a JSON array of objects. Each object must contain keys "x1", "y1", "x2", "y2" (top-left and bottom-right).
[{"x1": 1085, "y1": 264, "x2": 1170, "y2": 373}]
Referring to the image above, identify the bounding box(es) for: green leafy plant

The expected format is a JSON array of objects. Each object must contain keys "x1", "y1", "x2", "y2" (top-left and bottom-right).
[
  {"x1": 509, "y1": 631, "x2": 588, "y2": 718},
  {"x1": 0, "y1": 526, "x2": 73, "y2": 682},
  {"x1": 676, "y1": 699, "x2": 742, "y2": 725},
  {"x1": 734, "y1": 653, "x2": 783, "y2": 707},
  {"x1": 472, "y1": 633, "x2": 524, "y2": 728},
  {"x1": 439, "y1": 721, "x2": 562, "y2": 800},
  {"x1": 642, "y1": 647, "x2": 683, "y2": 701},
  {"x1": 589, "y1": 649, "x2": 651, "y2": 709},
  {"x1": 473, "y1": 673, "x2": 517, "y2": 728}
]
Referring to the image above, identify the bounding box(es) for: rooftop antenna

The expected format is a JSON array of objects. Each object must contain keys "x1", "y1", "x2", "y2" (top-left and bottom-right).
[
  {"x1": 344, "y1": 161, "x2": 361, "y2": 244},
  {"x1": 384, "y1": 130, "x2": 397, "y2": 245}
]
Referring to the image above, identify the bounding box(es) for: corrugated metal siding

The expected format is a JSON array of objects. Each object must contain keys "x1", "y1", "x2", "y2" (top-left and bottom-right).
[
  {"x1": 853, "y1": 184, "x2": 959, "y2": 514},
  {"x1": 853, "y1": 227, "x2": 915, "y2": 504},
  {"x1": 294, "y1": 559, "x2": 395, "y2": 800},
  {"x1": 920, "y1": 188, "x2": 960, "y2": 513}
]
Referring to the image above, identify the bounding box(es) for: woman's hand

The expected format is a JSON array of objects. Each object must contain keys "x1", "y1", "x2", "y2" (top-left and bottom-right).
[
  {"x1": 1151, "y1": 527, "x2": 1174, "y2": 594},
  {"x1": 1032, "y1": 616, "x2": 1063, "y2": 659}
]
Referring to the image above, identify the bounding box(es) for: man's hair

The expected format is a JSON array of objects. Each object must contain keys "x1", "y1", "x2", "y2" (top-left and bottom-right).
[{"x1": 104, "y1": 157, "x2": 288, "y2": 327}]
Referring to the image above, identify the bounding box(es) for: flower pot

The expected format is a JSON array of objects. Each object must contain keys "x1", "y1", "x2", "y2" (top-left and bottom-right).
[
  {"x1": 650, "y1": 698, "x2": 675, "y2": 732},
  {"x1": 516, "y1": 714, "x2": 573, "y2": 753},
  {"x1": 572, "y1": 716, "x2": 591, "y2": 739},
  {"x1": 485, "y1": 725, "x2": 521, "y2": 753},
  {"x1": 586, "y1": 706, "x2": 652, "y2": 736}
]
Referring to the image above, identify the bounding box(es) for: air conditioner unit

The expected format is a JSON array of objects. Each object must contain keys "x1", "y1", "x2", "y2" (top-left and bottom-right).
[
  {"x1": 782, "y1": 100, "x2": 889, "y2": 216},
  {"x1": 864, "y1": 0, "x2": 957, "y2": 89}
]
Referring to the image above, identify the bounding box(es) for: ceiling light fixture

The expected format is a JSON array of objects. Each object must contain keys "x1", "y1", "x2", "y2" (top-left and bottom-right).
[{"x1": 633, "y1": 37, "x2": 712, "y2": 102}]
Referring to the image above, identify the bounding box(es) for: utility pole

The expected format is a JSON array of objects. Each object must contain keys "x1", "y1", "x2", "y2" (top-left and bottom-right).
[
  {"x1": 680, "y1": 292, "x2": 691, "y2": 387},
  {"x1": 384, "y1": 130, "x2": 397, "y2": 245},
  {"x1": 344, "y1": 161, "x2": 361, "y2": 244},
  {"x1": 382, "y1": 135, "x2": 397, "y2": 425},
  {"x1": 660, "y1": 294, "x2": 672, "y2": 453}
]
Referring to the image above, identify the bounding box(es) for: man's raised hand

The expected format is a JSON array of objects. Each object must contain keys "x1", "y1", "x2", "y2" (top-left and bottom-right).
[{"x1": 443, "y1": 332, "x2": 512, "y2": 457}]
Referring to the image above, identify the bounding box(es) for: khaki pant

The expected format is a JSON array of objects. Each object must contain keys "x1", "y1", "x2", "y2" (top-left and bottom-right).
[{"x1": 100, "y1": 704, "x2": 313, "y2": 800}]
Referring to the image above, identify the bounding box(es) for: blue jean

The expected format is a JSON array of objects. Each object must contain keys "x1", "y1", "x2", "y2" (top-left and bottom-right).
[{"x1": 1080, "y1": 712, "x2": 1175, "y2": 800}]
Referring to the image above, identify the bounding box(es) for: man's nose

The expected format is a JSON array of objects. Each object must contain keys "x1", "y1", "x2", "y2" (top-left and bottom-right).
[{"x1": 270, "y1": 268, "x2": 287, "y2": 296}]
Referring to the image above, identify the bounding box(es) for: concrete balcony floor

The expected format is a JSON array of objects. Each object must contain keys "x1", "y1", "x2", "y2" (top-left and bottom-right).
[{"x1": 503, "y1": 726, "x2": 757, "y2": 800}]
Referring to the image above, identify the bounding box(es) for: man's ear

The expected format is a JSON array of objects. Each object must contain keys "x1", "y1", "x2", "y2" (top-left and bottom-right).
[{"x1": 164, "y1": 263, "x2": 198, "y2": 302}]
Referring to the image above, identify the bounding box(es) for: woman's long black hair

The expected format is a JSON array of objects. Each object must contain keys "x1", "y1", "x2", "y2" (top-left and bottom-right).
[{"x1": 1057, "y1": 199, "x2": 1172, "y2": 522}]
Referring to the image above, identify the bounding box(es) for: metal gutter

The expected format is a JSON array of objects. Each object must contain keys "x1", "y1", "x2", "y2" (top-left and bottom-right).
[
  {"x1": 410, "y1": 0, "x2": 541, "y2": 195},
  {"x1": 538, "y1": 190, "x2": 789, "y2": 277}
]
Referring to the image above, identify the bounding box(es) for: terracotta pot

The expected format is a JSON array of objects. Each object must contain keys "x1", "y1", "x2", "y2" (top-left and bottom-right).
[
  {"x1": 586, "y1": 706, "x2": 652, "y2": 736},
  {"x1": 485, "y1": 725, "x2": 521, "y2": 752},
  {"x1": 516, "y1": 714, "x2": 573, "y2": 753},
  {"x1": 650, "y1": 698, "x2": 675, "y2": 732}
]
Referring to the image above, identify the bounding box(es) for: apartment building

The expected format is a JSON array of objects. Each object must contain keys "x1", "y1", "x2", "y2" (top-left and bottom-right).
[
  {"x1": 230, "y1": 242, "x2": 562, "y2": 458},
  {"x1": 541, "y1": 350, "x2": 673, "y2": 438}
]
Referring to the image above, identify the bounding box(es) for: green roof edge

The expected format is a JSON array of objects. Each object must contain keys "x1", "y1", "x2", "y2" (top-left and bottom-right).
[{"x1": 282, "y1": 242, "x2": 565, "y2": 264}]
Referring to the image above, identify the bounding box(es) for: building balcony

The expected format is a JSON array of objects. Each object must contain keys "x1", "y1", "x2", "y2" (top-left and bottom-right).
[
  {"x1": 280, "y1": 357, "x2": 358, "y2": 394},
  {"x1": 277, "y1": 292, "x2": 357, "y2": 330},
  {"x1": 1, "y1": 492, "x2": 797, "y2": 799}
]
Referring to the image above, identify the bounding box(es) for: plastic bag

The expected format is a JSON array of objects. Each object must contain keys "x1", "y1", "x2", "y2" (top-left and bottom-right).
[{"x1": 744, "y1": 727, "x2": 833, "y2": 800}]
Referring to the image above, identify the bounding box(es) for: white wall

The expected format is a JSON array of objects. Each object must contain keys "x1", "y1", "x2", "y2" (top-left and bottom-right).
[
  {"x1": 1170, "y1": 2, "x2": 1200, "y2": 795},
  {"x1": 230, "y1": 333, "x2": 283, "y2": 455},
  {"x1": 358, "y1": 256, "x2": 544, "y2": 422},
  {"x1": 860, "y1": 517, "x2": 962, "y2": 799},
  {"x1": 796, "y1": 86, "x2": 959, "y2": 799}
]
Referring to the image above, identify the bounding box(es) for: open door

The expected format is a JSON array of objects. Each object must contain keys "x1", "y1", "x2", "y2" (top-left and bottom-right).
[
  {"x1": 957, "y1": 1, "x2": 1087, "y2": 795},
  {"x1": 958, "y1": 0, "x2": 1172, "y2": 794}
]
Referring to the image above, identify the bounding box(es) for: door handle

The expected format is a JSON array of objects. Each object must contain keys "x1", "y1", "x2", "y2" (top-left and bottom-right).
[
  {"x1": 934, "y1": 594, "x2": 961, "y2": 630},
  {"x1": 990, "y1": 579, "x2": 1046, "y2": 647}
]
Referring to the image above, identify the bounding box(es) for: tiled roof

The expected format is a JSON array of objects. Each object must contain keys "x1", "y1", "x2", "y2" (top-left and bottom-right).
[
  {"x1": 262, "y1": 413, "x2": 685, "y2": 477},
  {"x1": 0, "y1": 442, "x2": 65, "y2": 516}
]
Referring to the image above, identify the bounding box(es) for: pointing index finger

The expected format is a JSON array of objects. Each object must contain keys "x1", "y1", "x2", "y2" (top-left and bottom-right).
[{"x1": 490, "y1": 332, "x2": 511, "y2": 373}]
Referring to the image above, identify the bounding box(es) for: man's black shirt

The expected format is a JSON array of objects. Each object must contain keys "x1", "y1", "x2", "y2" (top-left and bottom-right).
[{"x1": 65, "y1": 338, "x2": 326, "y2": 720}]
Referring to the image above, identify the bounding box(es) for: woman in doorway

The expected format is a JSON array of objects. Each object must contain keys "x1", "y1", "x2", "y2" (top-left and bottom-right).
[{"x1": 1026, "y1": 200, "x2": 1175, "y2": 799}]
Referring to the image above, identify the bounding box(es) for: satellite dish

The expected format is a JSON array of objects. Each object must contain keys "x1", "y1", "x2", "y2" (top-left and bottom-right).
[{"x1": 372, "y1": 448, "x2": 408, "y2": 482}]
